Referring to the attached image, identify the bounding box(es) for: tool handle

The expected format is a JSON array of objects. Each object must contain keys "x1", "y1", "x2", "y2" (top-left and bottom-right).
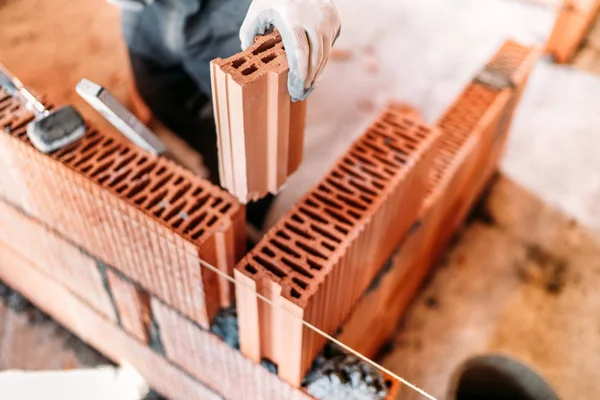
[{"x1": 0, "y1": 64, "x2": 48, "y2": 116}]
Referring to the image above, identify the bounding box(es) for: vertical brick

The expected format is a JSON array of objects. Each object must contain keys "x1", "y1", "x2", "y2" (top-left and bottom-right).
[
  {"x1": 211, "y1": 32, "x2": 307, "y2": 203},
  {"x1": 235, "y1": 105, "x2": 441, "y2": 386}
]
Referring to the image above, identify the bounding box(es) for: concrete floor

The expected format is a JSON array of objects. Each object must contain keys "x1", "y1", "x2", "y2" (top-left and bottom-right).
[{"x1": 2, "y1": 0, "x2": 600, "y2": 399}]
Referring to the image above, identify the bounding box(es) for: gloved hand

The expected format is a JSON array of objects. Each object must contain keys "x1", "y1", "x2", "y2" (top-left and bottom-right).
[
  {"x1": 240, "y1": 0, "x2": 342, "y2": 102},
  {"x1": 106, "y1": 0, "x2": 153, "y2": 12}
]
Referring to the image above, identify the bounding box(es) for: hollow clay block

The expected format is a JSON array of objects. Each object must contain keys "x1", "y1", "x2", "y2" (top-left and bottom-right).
[
  {"x1": 235, "y1": 105, "x2": 441, "y2": 386},
  {"x1": 211, "y1": 32, "x2": 307, "y2": 203},
  {"x1": 337, "y1": 41, "x2": 540, "y2": 359},
  {"x1": 0, "y1": 92, "x2": 246, "y2": 328},
  {"x1": 545, "y1": 0, "x2": 600, "y2": 63},
  {"x1": 0, "y1": 199, "x2": 117, "y2": 322}
]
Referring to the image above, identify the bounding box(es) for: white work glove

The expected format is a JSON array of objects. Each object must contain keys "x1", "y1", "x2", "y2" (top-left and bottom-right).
[
  {"x1": 106, "y1": 0, "x2": 153, "y2": 12},
  {"x1": 240, "y1": 0, "x2": 342, "y2": 102}
]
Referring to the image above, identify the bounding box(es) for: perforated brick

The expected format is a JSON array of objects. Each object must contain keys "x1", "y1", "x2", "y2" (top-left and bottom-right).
[
  {"x1": 211, "y1": 32, "x2": 307, "y2": 203},
  {"x1": 0, "y1": 91, "x2": 246, "y2": 328},
  {"x1": 235, "y1": 105, "x2": 441, "y2": 385},
  {"x1": 337, "y1": 41, "x2": 540, "y2": 359}
]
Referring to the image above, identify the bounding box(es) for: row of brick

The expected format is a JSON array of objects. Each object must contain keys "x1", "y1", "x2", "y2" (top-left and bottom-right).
[
  {"x1": 234, "y1": 101, "x2": 442, "y2": 385},
  {"x1": 337, "y1": 40, "x2": 541, "y2": 358},
  {"x1": 211, "y1": 32, "x2": 307, "y2": 203},
  {"x1": 0, "y1": 196, "x2": 404, "y2": 399},
  {"x1": 0, "y1": 93, "x2": 246, "y2": 327},
  {"x1": 0, "y1": 197, "x2": 316, "y2": 399}
]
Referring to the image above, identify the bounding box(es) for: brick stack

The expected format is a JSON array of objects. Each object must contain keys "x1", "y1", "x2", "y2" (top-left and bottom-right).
[
  {"x1": 337, "y1": 40, "x2": 541, "y2": 359},
  {"x1": 211, "y1": 32, "x2": 307, "y2": 203},
  {"x1": 546, "y1": 0, "x2": 600, "y2": 63},
  {"x1": 235, "y1": 104, "x2": 442, "y2": 386}
]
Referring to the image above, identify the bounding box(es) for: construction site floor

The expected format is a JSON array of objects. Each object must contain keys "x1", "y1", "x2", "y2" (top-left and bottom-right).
[{"x1": 1, "y1": 0, "x2": 600, "y2": 399}]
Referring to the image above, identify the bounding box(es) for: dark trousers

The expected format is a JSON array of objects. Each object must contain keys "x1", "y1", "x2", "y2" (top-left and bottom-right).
[{"x1": 123, "y1": 0, "x2": 273, "y2": 228}]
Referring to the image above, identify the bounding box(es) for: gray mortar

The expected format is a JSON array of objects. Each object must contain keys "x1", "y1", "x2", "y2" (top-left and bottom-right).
[
  {"x1": 210, "y1": 306, "x2": 239, "y2": 350},
  {"x1": 303, "y1": 344, "x2": 390, "y2": 400}
]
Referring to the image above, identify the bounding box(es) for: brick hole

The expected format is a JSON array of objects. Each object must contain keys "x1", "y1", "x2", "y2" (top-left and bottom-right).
[
  {"x1": 207, "y1": 215, "x2": 218, "y2": 227},
  {"x1": 253, "y1": 255, "x2": 286, "y2": 278},
  {"x1": 245, "y1": 264, "x2": 258, "y2": 274},
  {"x1": 312, "y1": 192, "x2": 343, "y2": 210},
  {"x1": 165, "y1": 203, "x2": 186, "y2": 222},
  {"x1": 114, "y1": 153, "x2": 137, "y2": 171},
  {"x1": 292, "y1": 277, "x2": 308, "y2": 289},
  {"x1": 190, "y1": 228, "x2": 205, "y2": 240},
  {"x1": 383, "y1": 167, "x2": 395, "y2": 176},
  {"x1": 351, "y1": 151, "x2": 376, "y2": 167},
  {"x1": 116, "y1": 183, "x2": 130, "y2": 194},
  {"x1": 137, "y1": 156, "x2": 148, "y2": 165},
  {"x1": 284, "y1": 222, "x2": 313, "y2": 240},
  {"x1": 281, "y1": 258, "x2": 313, "y2": 278},
  {"x1": 338, "y1": 163, "x2": 365, "y2": 181},
  {"x1": 241, "y1": 65, "x2": 258, "y2": 76},
  {"x1": 371, "y1": 180, "x2": 384, "y2": 190},
  {"x1": 336, "y1": 194, "x2": 367, "y2": 211},
  {"x1": 212, "y1": 197, "x2": 223, "y2": 207},
  {"x1": 231, "y1": 58, "x2": 246, "y2": 69},
  {"x1": 275, "y1": 229, "x2": 291, "y2": 240},
  {"x1": 305, "y1": 197, "x2": 320, "y2": 209},
  {"x1": 291, "y1": 213, "x2": 305, "y2": 224},
  {"x1": 362, "y1": 139, "x2": 387, "y2": 155},
  {"x1": 111, "y1": 172, "x2": 131, "y2": 191},
  {"x1": 150, "y1": 173, "x2": 174, "y2": 191},
  {"x1": 90, "y1": 159, "x2": 116, "y2": 179},
  {"x1": 220, "y1": 203, "x2": 231, "y2": 213},
  {"x1": 348, "y1": 179, "x2": 377, "y2": 196},
  {"x1": 261, "y1": 246, "x2": 276, "y2": 257},
  {"x1": 119, "y1": 147, "x2": 130, "y2": 155},
  {"x1": 346, "y1": 209, "x2": 361, "y2": 220},
  {"x1": 170, "y1": 183, "x2": 192, "y2": 202},
  {"x1": 155, "y1": 166, "x2": 167, "y2": 175},
  {"x1": 184, "y1": 212, "x2": 207, "y2": 234},
  {"x1": 290, "y1": 288, "x2": 301, "y2": 299},
  {"x1": 96, "y1": 145, "x2": 121, "y2": 163},
  {"x1": 127, "y1": 178, "x2": 151, "y2": 198},
  {"x1": 252, "y1": 37, "x2": 281, "y2": 55},
  {"x1": 172, "y1": 217, "x2": 186, "y2": 229},
  {"x1": 325, "y1": 177, "x2": 354, "y2": 195},
  {"x1": 192, "y1": 187, "x2": 203, "y2": 196},
  {"x1": 134, "y1": 195, "x2": 147, "y2": 205},
  {"x1": 359, "y1": 195, "x2": 373, "y2": 204},
  {"x1": 261, "y1": 54, "x2": 277, "y2": 64},
  {"x1": 187, "y1": 194, "x2": 210, "y2": 215},
  {"x1": 73, "y1": 151, "x2": 98, "y2": 168},
  {"x1": 80, "y1": 136, "x2": 103, "y2": 154},
  {"x1": 307, "y1": 259, "x2": 323, "y2": 271},
  {"x1": 321, "y1": 241, "x2": 335, "y2": 251},
  {"x1": 271, "y1": 238, "x2": 301, "y2": 259},
  {"x1": 318, "y1": 184, "x2": 332, "y2": 194},
  {"x1": 146, "y1": 190, "x2": 168, "y2": 209},
  {"x1": 174, "y1": 176, "x2": 184, "y2": 185},
  {"x1": 298, "y1": 206, "x2": 328, "y2": 224},
  {"x1": 296, "y1": 240, "x2": 329, "y2": 260},
  {"x1": 310, "y1": 224, "x2": 342, "y2": 244},
  {"x1": 354, "y1": 145, "x2": 367, "y2": 154},
  {"x1": 372, "y1": 153, "x2": 400, "y2": 170},
  {"x1": 102, "y1": 138, "x2": 115, "y2": 147},
  {"x1": 132, "y1": 162, "x2": 157, "y2": 180}
]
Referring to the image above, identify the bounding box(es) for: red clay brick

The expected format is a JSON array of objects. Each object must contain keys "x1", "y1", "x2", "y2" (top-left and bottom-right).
[
  {"x1": 151, "y1": 298, "x2": 314, "y2": 400},
  {"x1": 235, "y1": 105, "x2": 441, "y2": 385},
  {"x1": 0, "y1": 92, "x2": 246, "y2": 327},
  {"x1": 105, "y1": 268, "x2": 151, "y2": 343},
  {"x1": 0, "y1": 242, "x2": 222, "y2": 400},
  {"x1": 0, "y1": 200, "x2": 117, "y2": 321},
  {"x1": 211, "y1": 32, "x2": 307, "y2": 203},
  {"x1": 337, "y1": 41, "x2": 540, "y2": 359}
]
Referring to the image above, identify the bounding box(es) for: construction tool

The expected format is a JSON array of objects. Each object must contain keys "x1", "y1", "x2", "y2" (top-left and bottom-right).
[
  {"x1": 76, "y1": 78, "x2": 167, "y2": 155},
  {"x1": 0, "y1": 65, "x2": 85, "y2": 154}
]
